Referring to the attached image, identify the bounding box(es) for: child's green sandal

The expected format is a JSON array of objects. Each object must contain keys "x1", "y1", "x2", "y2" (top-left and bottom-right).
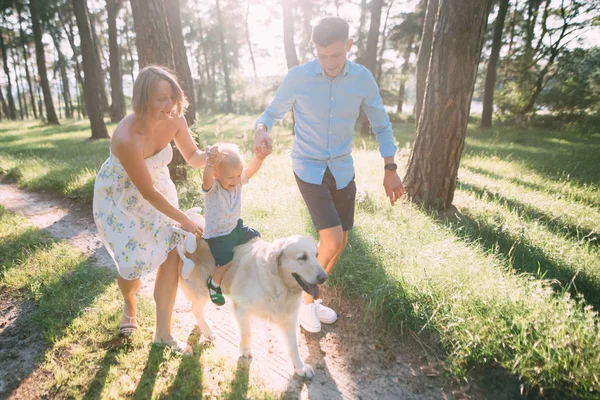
[{"x1": 207, "y1": 277, "x2": 225, "y2": 306}]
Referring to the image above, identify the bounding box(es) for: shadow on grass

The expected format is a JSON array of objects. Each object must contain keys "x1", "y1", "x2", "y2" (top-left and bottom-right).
[
  {"x1": 83, "y1": 344, "x2": 132, "y2": 400},
  {"x1": 439, "y1": 200, "x2": 600, "y2": 309},
  {"x1": 461, "y1": 165, "x2": 600, "y2": 209},
  {"x1": 459, "y1": 181, "x2": 599, "y2": 246},
  {"x1": 221, "y1": 357, "x2": 251, "y2": 400},
  {"x1": 464, "y1": 138, "x2": 600, "y2": 187},
  {"x1": 0, "y1": 256, "x2": 115, "y2": 398},
  {"x1": 132, "y1": 346, "x2": 167, "y2": 399}
]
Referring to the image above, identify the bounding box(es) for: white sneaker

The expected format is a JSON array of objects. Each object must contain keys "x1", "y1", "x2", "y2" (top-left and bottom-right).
[
  {"x1": 299, "y1": 302, "x2": 321, "y2": 333},
  {"x1": 315, "y1": 299, "x2": 338, "y2": 324}
]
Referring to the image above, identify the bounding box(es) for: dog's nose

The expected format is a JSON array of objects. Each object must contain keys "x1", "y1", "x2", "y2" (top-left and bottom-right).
[{"x1": 317, "y1": 271, "x2": 327, "y2": 284}]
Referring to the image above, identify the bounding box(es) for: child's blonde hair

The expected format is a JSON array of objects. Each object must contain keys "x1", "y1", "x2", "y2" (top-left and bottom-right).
[
  {"x1": 132, "y1": 65, "x2": 189, "y2": 118},
  {"x1": 215, "y1": 143, "x2": 244, "y2": 170}
]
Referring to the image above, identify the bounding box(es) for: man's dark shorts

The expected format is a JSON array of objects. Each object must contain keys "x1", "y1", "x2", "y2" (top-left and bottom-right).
[
  {"x1": 294, "y1": 168, "x2": 357, "y2": 232},
  {"x1": 206, "y1": 219, "x2": 261, "y2": 267}
]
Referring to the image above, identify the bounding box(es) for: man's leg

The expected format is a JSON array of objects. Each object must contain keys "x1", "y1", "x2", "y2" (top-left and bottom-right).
[{"x1": 302, "y1": 226, "x2": 347, "y2": 304}]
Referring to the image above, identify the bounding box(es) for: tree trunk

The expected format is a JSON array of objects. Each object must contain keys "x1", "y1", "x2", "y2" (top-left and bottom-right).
[
  {"x1": 30, "y1": 0, "x2": 59, "y2": 124},
  {"x1": 197, "y1": 16, "x2": 215, "y2": 112},
  {"x1": 481, "y1": 0, "x2": 509, "y2": 129},
  {"x1": 37, "y1": 84, "x2": 44, "y2": 121},
  {"x1": 356, "y1": 0, "x2": 368, "y2": 60},
  {"x1": 404, "y1": 0, "x2": 488, "y2": 210},
  {"x1": 376, "y1": 0, "x2": 394, "y2": 84},
  {"x1": 415, "y1": 0, "x2": 438, "y2": 126},
  {"x1": 130, "y1": 0, "x2": 188, "y2": 180},
  {"x1": 71, "y1": 0, "x2": 109, "y2": 139},
  {"x1": 87, "y1": 7, "x2": 110, "y2": 114},
  {"x1": 123, "y1": 4, "x2": 136, "y2": 86},
  {"x1": 0, "y1": 87, "x2": 9, "y2": 119},
  {"x1": 50, "y1": 29, "x2": 74, "y2": 119},
  {"x1": 10, "y1": 45, "x2": 25, "y2": 119},
  {"x1": 216, "y1": 0, "x2": 233, "y2": 113},
  {"x1": 282, "y1": 0, "x2": 299, "y2": 69},
  {"x1": 397, "y1": 31, "x2": 416, "y2": 114},
  {"x1": 360, "y1": 0, "x2": 384, "y2": 136},
  {"x1": 129, "y1": 0, "x2": 175, "y2": 69},
  {"x1": 245, "y1": 0, "x2": 257, "y2": 79},
  {"x1": 107, "y1": 0, "x2": 126, "y2": 122},
  {"x1": 0, "y1": 29, "x2": 17, "y2": 120},
  {"x1": 164, "y1": 0, "x2": 196, "y2": 125},
  {"x1": 17, "y1": 6, "x2": 38, "y2": 119}
]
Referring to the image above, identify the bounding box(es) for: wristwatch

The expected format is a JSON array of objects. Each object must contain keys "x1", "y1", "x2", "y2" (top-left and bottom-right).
[{"x1": 384, "y1": 163, "x2": 397, "y2": 171}]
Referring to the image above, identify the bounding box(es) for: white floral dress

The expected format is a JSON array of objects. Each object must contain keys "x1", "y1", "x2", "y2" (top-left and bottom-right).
[{"x1": 93, "y1": 145, "x2": 178, "y2": 280}]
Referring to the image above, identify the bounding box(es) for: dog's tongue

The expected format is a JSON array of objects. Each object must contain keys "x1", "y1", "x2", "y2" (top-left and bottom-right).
[{"x1": 292, "y1": 273, "x2": 320, "y2": 299}]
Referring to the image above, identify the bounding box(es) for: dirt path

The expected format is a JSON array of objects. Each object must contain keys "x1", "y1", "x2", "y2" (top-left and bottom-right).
[{"x1": 0, "y1": 183, "x2": 524, "y2": 399}]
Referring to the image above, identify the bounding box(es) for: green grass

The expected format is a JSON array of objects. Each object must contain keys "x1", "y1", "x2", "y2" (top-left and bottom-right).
[
  {"x1": 0, "y1": 205, "x2": 278, "y2": 399},
  {"x1": 1, "y1": 116, "x2": 600, "y2": 397}
]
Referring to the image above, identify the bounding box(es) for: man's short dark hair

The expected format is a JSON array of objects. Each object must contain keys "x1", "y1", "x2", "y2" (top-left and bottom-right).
[{"x1": 311, "y1": 17, "x2": 349, "y2": 47}]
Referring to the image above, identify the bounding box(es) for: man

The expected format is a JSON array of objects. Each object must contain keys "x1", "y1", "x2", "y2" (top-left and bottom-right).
[{"x1": 254, "y1": 17, "x2": 404, "y2": 333}]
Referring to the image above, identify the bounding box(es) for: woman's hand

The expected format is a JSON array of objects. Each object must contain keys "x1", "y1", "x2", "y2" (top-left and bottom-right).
[
  {"x1": 179, "y1": 216, "x2": 203, "y2": 235},
  {"x1": 206, "y1": 145, "x2": 224, "y2": 167}
]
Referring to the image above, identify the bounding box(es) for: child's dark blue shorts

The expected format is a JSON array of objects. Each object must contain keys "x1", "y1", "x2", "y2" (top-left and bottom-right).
[{"x1": 205, "y1": 219, "x2": 261, "y2": 267}]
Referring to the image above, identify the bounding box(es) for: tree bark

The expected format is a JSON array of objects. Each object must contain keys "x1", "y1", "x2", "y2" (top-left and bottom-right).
[
  {"x1": 282, "y1": 0, "x2": 299, "y2": 69},
  {"x1": 481, "y1": 0, "x2": 509, "y2": 129},
  {"x1": 122, "y1": 4, "x2": 136, "y2": 86},
  {"x1": 129, "y1": 0, "x2": 175, "y2": 69},
  {"x1": 215, "y1": 0, "x2": 233, "y2": 113},
  {"x1": 87, "y1": 6, "x2": 110, "y2": 114},
  {"x1": 404, "y1": 0, "x2": 488, "y2": 210},
  {"x1": 164, "y1": 0, "x2": 196, "y2": 124},
  {"x1": 30, "y1": 0, "x2": 59, "y2": 124},
  {"x1": 415, "y1": 0, "x2": 438, "y2": 126},
  {"x1": 0, "y1": 28, "x2": 17, "y2": 120},
  {"x1": 71, "y1": 0, "x2": 109, "y2": 139},
  {"x1": 360, "y1": 0, "x2": 384, "y2": 136},
  {"x1": 107, "y1": 0, "x2": 126, "y2": 122}
]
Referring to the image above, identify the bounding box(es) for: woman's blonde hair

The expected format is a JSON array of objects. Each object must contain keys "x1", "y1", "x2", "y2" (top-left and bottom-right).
[
  {"x1": 215, "y1": 143, "x2": 244, "y2": 170},
  {"x1": 132, "y1": 65, "x2": 189, "y2": 118}
]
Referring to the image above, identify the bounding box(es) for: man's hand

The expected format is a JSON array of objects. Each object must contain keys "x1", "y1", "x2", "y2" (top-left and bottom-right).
[
  {"x1": 254, "y1": 124, "x2": 273, "y2": 158},
  {"x1": 383, "y1": 171, "x2": 405, "y2": 206}
]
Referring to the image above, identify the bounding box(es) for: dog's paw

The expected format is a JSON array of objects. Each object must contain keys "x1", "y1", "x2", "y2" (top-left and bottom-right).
[
  {"x1": 294, "y1": 363, "x2": 315, "y2": 378},
  {"x1": 240, "y1": 347, "x2": 252, "y2": 359}
]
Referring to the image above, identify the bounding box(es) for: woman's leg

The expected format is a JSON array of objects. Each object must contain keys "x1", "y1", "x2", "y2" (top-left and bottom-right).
[
  {"x1": 117, "y1": 275, "x2": 141, "y2": 325},
  {"x1": 153, "y1": 248, "x2": 181, "y2": 341}
]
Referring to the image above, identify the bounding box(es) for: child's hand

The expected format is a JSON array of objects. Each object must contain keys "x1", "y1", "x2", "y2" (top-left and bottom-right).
[
  {"x1": 257, "y1": 143, "x2": 272, "y2": 159},
  {"x1": 206, "y1": 145, "x2": 224, "y2": 167}
]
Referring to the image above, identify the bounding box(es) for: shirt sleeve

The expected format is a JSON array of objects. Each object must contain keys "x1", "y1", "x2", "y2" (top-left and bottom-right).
[
  {"x1": 254, "y1": 66, "x2": 300, "y2": 133},
  {"x1": 361, "y1": 69, "x2": 397, "y2": 158}
]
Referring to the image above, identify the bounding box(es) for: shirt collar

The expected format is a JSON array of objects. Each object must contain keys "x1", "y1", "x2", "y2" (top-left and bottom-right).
[{"x1": 314, "y1": 59, "x2": 349, "y2": 78}]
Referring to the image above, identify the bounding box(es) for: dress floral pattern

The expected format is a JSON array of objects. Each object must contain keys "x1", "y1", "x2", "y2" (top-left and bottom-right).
[{"x1": 93, "y1": 145, "x2": 178, "y2": 280}]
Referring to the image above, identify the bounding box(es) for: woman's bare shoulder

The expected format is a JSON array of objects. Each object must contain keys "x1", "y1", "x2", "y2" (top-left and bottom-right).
[{"x1": 111, "y1": 115, "x2": 142, "y2": 157}]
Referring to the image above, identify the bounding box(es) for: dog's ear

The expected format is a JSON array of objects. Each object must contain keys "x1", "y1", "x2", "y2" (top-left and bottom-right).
[{"x1": 269, "y1": 238, "x2": 288, "y2": 275}]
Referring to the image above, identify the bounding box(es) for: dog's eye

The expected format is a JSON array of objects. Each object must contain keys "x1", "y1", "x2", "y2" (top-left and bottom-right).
[{"x1": 298, "y1": 254, "x2": 307, "y2": 261}]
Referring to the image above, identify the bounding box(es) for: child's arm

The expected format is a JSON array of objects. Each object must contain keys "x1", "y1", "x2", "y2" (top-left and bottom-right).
[
  {"x1": 202, "y1": 162, "x2": 214, "y2": 192},
  {"x1": 243, "y1": 154, "x2": 265, "y2": 181},
  {"x1": 202, "y1": 146, "x2": 220, "y2": 192}
]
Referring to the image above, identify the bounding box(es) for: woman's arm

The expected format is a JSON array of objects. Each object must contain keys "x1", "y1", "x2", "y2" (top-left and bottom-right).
[
  {"x1": 172, "y1": 115, "x2": 207, "y2": 169},
  {"x1": 113, "y1": 136, "x2": 197, "y2": 231}
]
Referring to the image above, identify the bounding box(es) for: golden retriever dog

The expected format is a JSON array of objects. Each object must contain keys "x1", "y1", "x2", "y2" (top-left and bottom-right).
[{"x1": 180, "y1": 235, "x2": 327, "y2": 377}]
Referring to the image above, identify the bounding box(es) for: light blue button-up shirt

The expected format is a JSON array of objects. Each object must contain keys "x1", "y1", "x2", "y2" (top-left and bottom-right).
[{"x1": 255, "y1": 59, "x2": 396, "y2": 190}]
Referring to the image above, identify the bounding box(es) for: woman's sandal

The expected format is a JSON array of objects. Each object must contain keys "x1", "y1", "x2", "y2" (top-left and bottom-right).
[
  {"x1": 119, "y1": 311, "x2": 138, "y2": 337},
  {"x1": 152, "y1": 334, "x2": 193, "y2": 356}
]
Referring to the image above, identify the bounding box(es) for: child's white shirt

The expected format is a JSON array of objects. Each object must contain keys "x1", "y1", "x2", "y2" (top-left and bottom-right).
[{"x1": 203, "y1": 171, "x2": 248, "y2": 239}]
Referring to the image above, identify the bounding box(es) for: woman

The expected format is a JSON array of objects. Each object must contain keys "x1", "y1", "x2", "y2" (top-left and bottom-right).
[{"x1": 93, "y1": 65, "x2": 206, "y2": 353}]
